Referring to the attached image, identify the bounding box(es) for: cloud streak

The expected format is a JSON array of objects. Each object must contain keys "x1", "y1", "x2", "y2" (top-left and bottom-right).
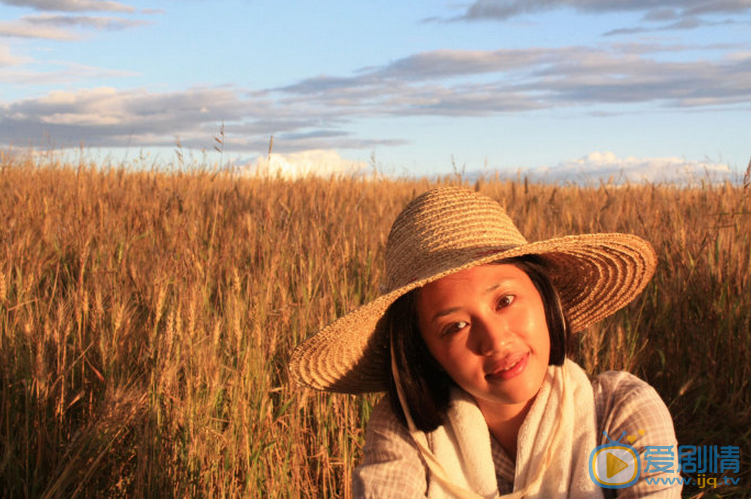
[
  {"x1": 3, "y1": 86, "x2": 257, "y2": 145},
  {"x1": 22, "y1": 13, "x2": 150, "y2": 30},
  {"x1": 279, "y1": 45, "x2": 751, "y2": 113},
  {"x1": 0, "y1": 18, "x2": 80, "y2": 39},
  {"x1": 0, "y1": 0, "x2": 134, "y2": 13},
  {"x1": 603, "y1": 15, "x2": 740, "y2": 36},
  {"x1": 1, "y1": 44, "x2": 749, "y2": 154},
  {"x1": 525, "y1": 151, "x2": 737, "y2": 185},
  {"x1": 0, "y1": 57, "x2": 138, "y2": 85},
  {"x1": 0, "y1": 86, "x2": 403, "y2": 152},
  {"x1": 452, "y1": 0, "x2": 751, "y2": 21},
  {"x1": 0, "y1": 9, "x2": 152, "y2": 40},
  {"x1": 441, "y1": 0, "x2": 751, "y2": 36}
]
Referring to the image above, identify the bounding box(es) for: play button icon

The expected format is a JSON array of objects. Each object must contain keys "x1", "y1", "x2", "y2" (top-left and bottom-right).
[
  {"x1": 589, "y1": 438, "x2": 640, "y2": 488},
  {"x1": 607, "y1": 452, "x2": 628, "y2": 478}
]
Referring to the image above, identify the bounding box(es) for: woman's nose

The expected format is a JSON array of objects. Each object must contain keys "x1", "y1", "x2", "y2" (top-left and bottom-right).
[{"x1": 470, "y1": 316, "x2": 510, "y2": 355}]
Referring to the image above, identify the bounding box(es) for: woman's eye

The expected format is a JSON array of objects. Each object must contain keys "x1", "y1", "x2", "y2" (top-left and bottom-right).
[
  {"x1": 442, "y1": 321, "x2": 468, "y2": 336},
  {"x1": 497, "y1": 295, "x2": 515, "y2": 309}
]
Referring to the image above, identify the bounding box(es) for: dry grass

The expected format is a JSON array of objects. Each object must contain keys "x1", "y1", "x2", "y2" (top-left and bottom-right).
[{"x1": 1, "y1": 151, "x2": 749, "y2": 497}]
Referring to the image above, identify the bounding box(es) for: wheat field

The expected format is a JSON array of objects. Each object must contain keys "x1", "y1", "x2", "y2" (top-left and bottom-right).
[{"x1": 1, "y1": 151, "x2": 749, "y2": 498}]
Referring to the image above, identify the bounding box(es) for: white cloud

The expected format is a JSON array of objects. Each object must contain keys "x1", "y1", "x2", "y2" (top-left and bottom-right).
[
  {"x1": 528, "y1": 151, "x2": 737, "y2": 184},
  {"x1": 0, "y1": 85, "x2": 405, "y2": 153},
  {"x1": 241, "y1": 150, "x2": 367, "y2": 179},
  {"x1": 0, "y1": 44, "x2": 31, "y2": 66}
]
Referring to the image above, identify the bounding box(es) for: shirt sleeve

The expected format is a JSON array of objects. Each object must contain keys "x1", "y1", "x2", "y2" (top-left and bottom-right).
[
  {"x1": 352, "y1": 397, "x2": 429, "y2": 499},
  {"x1": 595, "y1": 371, "x2": 682, "y2": 498}
]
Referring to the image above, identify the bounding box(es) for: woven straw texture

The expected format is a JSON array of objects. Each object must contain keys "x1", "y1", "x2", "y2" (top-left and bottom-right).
[{"x1": 289, "y1": 187, "x2": 656, "y2": 394}]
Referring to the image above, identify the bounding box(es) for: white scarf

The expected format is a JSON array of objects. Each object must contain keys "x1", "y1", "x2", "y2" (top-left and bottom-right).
[{"x1": 396, "y1": 359, "x2": 603, "y2": 498}]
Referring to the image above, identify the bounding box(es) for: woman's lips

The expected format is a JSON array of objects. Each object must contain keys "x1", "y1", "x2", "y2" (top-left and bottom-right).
[{"x1": 485, "y1": 353, "x2": 529, "y2": 381}]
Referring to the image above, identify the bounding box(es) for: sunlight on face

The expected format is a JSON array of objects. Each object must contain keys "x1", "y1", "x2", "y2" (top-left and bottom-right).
[{"x1": 416, "y1": 264, "x2": 551, "y2": 414}]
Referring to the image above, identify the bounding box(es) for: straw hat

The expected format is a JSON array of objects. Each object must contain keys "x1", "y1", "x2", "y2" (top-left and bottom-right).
[{"x1": 290, "y1": 186, "x2": 656, "y2": 394}]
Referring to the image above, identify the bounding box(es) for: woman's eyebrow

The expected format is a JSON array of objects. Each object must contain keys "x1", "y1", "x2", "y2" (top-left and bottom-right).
[
  {"x1": 431, "y1": 307, "x2": 461, "y2": 323},
  {"x1": 484, "y1": 277, "x2": 515, "y2": 294},
  {"x1": 430, "y1": 278, "x2": 516, "y2": 323}
]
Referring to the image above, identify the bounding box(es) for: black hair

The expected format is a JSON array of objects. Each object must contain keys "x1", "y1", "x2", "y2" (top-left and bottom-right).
[{"x1": 386, "y1": 254, "x2": 571, "y2": 432}]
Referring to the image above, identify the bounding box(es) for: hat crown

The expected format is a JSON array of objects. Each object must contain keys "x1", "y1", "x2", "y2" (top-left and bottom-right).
[{"x1": 385, "y1": 187, "x2": 528, "y2": 291}]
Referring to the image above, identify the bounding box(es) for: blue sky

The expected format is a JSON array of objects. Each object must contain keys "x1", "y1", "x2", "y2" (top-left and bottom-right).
[{"x1": 1, "y1": 0, "x2": 749, "y2": 178}]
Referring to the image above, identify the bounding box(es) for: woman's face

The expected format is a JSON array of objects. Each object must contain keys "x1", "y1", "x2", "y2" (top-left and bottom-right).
[{"x1": 416, "y1": 263, "x2": 551, "y2": 413}]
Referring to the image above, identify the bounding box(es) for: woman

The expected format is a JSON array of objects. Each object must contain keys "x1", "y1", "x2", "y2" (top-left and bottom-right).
[{"x1": 290, "y1": 187, "x2": 680, "y2": 498}]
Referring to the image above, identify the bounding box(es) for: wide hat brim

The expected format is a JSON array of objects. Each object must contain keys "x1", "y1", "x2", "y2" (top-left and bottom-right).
[{"x1": 289, "y1": 189, "x2": 656, "y2": 394}]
